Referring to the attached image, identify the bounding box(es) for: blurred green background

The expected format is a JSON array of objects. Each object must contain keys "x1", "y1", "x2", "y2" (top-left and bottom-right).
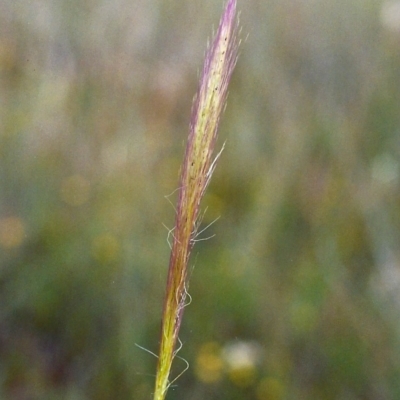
[{"x1": 1, "y1": 0, "x2": 400, "y2": 399}]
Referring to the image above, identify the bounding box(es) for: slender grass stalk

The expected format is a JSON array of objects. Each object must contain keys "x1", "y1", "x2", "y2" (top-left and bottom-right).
[{"x1": 153, "y1": 1, "x2": 239, "y2": 399}]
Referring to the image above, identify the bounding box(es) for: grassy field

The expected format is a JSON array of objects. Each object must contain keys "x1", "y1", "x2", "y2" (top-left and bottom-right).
[{"x1": 1, "y1": 0, "x2": 400, "y2": 399}]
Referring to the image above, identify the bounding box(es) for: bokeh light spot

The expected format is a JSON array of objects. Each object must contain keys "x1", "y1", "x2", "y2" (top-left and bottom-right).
[
  {"x1": 381, "y1": 1, "x2": 400, "y2": 34},
  {"x1": 222, "y1": 341, "x2": 261, "y2": 387},
  {"x1": 371, "y1": 153, "x2": 399, "y2": 185},
  {"x1": 195, "y1": 342, "x2": 224, "y2": 384},
  {"x1": 227, "y1": 365, "x2": 257, "y2": 388}
]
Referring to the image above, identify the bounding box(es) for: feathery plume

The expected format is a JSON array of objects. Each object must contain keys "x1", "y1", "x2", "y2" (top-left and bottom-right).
[{"x1": 153, "y1": 1, "x2": 239, "y2": 399}]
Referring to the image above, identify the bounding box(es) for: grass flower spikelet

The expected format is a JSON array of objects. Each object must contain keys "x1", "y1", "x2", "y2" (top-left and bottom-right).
[{"x1": 153, "y1": 1, "x2": 239, "y2": 399}]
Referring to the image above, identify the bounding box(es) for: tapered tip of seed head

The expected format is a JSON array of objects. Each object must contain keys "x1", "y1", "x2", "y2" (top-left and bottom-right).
[
  {"x1": 225, "y1": 0, "x2": 236, "y2": 20},
  {"x1": 219, "y1": 0, "x2": 240, "y2": 68},
  {"x1": 222, "y1": 0, "x2": 238, "y2": 34},
  {"x1": 189, "y1": 0, "x2": 239, "y2": 141}
]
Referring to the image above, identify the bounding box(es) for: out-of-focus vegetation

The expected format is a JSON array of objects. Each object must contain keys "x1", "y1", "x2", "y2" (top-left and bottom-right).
[{"x1": 1, "y1": 0, "x2": 400, "y2": 399}]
